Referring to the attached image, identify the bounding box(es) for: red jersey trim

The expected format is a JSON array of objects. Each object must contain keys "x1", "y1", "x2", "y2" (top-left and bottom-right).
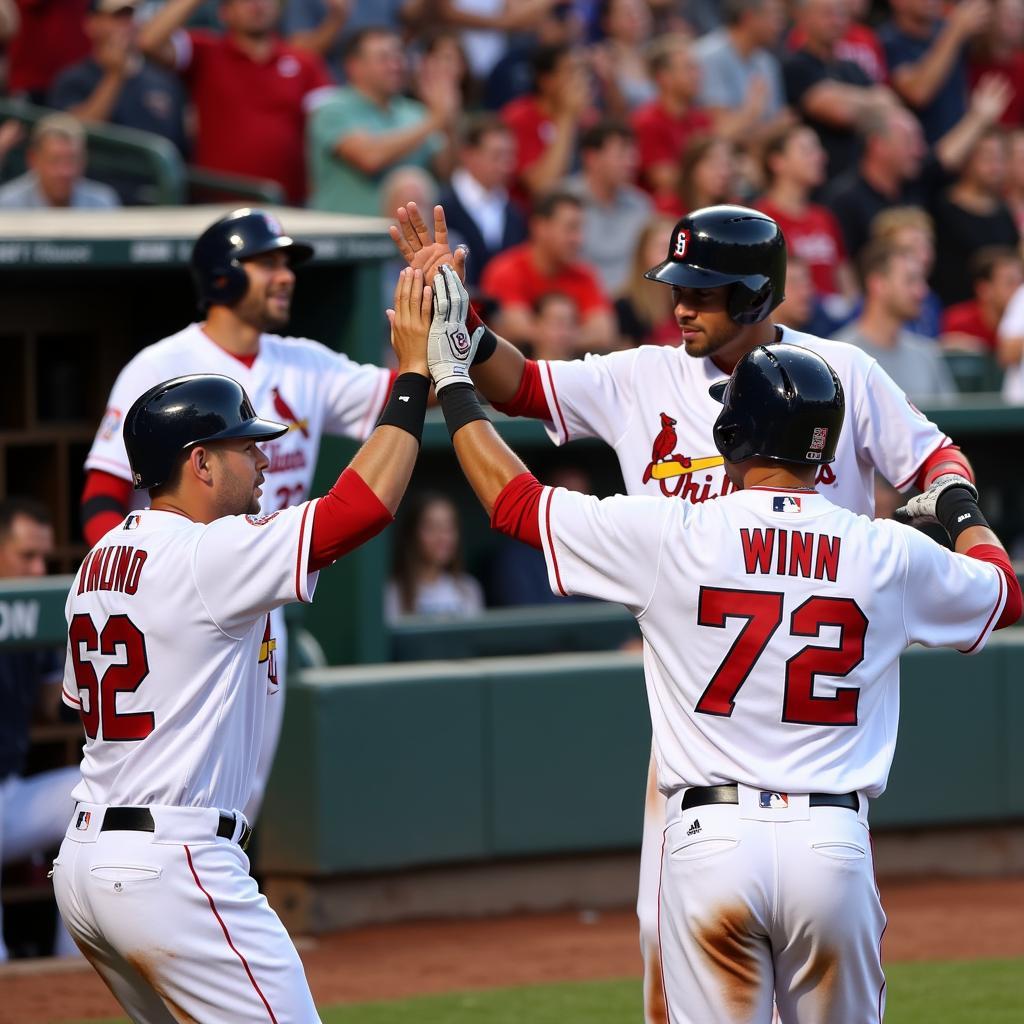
[
  {"x1": 62, "y1": 687, "x2": 81, "y2": 707},
  {"x1": 543, "y1": 362, "x2": 569, "y2": 443},
  {"x1": 893, "y1": 436, "x2": 954, "y2": 492},
  {"x1": 184, "y1": 845, "x2": 279, "y2": 1023},
  {"x1": 543, "y1": 488, "x2": 568, "y2": 597},
  {"x1": 961, "y1": 568, "x2": 1004, "y2": 654},
  {"x1": 295, "y1": 501, "x2": 314, "y2": 602}
]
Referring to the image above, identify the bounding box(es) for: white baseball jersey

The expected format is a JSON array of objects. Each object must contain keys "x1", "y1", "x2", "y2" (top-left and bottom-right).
[
  {"x1": 87, "y1": 323, "x2": 391, "y2": 511},
  {"x1": 538, "y1": 485, "x2": 1006, "y2": 798},
  {"x1": 536, "y1": 326, "x2": 950, "y2": 510},
  {"x1": 61, "y1": 503, "x2": 319, "y2": 812}
]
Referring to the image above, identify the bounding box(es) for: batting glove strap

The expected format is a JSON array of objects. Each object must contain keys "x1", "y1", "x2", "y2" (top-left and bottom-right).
[
  {"x1": 439, "y1": 382, "x2": 489, "y2": 438},
  {"x1": 894, "y1": 473, "x2": 980, "y2": 530},
  {"x1": 935, "y1": 484, "x2": 989, "y2": 544},
  {"x1": 376, "y1": 372, "x2": 430, "y2": 444}
]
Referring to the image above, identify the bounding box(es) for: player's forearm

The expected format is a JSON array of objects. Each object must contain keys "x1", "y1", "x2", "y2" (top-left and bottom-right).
[
  {"x1": 470, "y1": 334, "x2": 526, "y2": 404},
  {"x1": 348, "y1": 424, "x2": 420, "y2": 515},
  {"x1": 452, "y1": 418, "x2": 530, "y2": 516}
]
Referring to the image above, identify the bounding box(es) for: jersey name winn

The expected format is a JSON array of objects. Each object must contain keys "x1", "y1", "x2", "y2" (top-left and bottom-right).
[
  {"x1": 538, "y1": 325, "x2": 950, "y2": 515},
  {"x1": 539, "y1": 486, "x2": 1005, "y2": 798},
  {"x1": 86, "y1": 323, "x2": 390, "y2": 513},
  {"x1": 62, "y1": 504, "x2": 318, "y2": 811}
]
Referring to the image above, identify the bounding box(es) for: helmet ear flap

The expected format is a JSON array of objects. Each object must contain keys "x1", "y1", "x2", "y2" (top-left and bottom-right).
[{"x1": 728, "y1": 276, "x2": 780, "y2": 325}]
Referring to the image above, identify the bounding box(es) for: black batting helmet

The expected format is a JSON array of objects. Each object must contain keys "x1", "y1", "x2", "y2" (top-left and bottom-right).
[
  {"x1": 190, "y1": 208, "x2": 314, "y2": 310},
  {"x1": 124, "y1": 374, "x2": 288, "y2": 490},
  {"x1": 709, "y1": 345, "x2": 844, "y2": 465},
  {"x1": 645, "y1": 205, "x2": 786, "y2": 325}
]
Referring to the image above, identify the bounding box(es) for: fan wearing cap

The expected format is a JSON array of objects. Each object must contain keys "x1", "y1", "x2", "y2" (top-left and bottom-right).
[
  {"x1": 48, "y1": 0, "x2": 188, "y2": 183},
  {"x1": 392, "y1": 200, "x2": 980, "y2": 1024},
  {"x1": 80, "y1": 208, "x2": 399, "y2": 821},
  {"x1": 421, "y1": 269, "x2": 1020, "y2": 1023},
  {"x1": 55, "y1": 268, "x2": 434, "y2": 1024}
]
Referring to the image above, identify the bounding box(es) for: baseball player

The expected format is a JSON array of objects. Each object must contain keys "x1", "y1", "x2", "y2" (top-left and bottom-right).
[
  {"x1": 393, "y1": 202, "x2": 979, "y2": 1023},
  {"x1": 80, "y1": 208, "x2": 395, "y2": 821},
  {"x1": 54, "y1": 267, "x2": 436, "y2": 1023},
  {"x1": 423, "y1": 264, "x2": 1022, "y2": 1021}
]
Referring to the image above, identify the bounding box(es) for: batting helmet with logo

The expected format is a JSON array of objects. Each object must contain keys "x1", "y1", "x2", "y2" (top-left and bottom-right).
[
  {"x1": 190, "y1": 208, "x2": 314, "y2": 310},
  {"x1": 709, "y1": 345, "x2": 844, "y2": 465},
  {"x1": 645, "y1": 205, "x2": 786, "y2": 325},
  {"x1": 124, "y1": 374, "x2": 288, "y2": 489}
]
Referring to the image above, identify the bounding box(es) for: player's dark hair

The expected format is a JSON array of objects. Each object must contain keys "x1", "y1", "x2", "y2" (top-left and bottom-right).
[
  {"x1": 390, "y1": 491, "x2": 468, "y2": 615},
  {"x1": 970, "y1": 245, "x2": 1022, "y2": 286},
  {"x1": 531, "y1": 43, "x2": 571, "y2": 84},
  {"x1": 0, "y1": 497, "x2": 51, "y2": 539},
  {"x1": 579, "y1": 120, "x2": 634, "y2": 154},
  {"x1": 531, "y1": 189, "x2": 582, "y2": 221},
  {"x1": 341, "y1": 25, "x2": 398, "y2": 63}
]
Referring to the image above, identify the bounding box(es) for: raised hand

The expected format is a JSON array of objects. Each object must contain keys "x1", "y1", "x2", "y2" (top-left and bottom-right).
[
  {"x1": 428, "y1": 264, "x2": 481, "y2": 393},
  {"x1": 388, "y1": 202, "x2": 468, "y2": 283},
  {"x1": 385, "y1": 268, "x2": 432, "y2": 377}
]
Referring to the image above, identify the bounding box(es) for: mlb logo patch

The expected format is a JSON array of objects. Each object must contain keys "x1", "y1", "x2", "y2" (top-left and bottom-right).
[
  {"x1": 76, "y1": 811, "x2": 92, "y2": 831},
  {"x1": 773, "y1": 496, "x2": 801, "y2": 513},
  {"x1": 124, "y1": 514, "x2": 141, "y2": 531},
  {"x1": 759, "y1": 792, "x2": 789, "y2": 809}
]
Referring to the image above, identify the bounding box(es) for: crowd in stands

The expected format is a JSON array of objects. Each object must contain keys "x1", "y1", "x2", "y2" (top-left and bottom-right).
[{"x1": 5, "y1": 0, "x2": 1024, "y2": 614}]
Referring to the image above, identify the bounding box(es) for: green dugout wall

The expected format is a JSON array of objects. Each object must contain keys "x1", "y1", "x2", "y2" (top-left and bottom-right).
[{"x1": 258, "y1": 635, "x2": 1024, "y2": 876}]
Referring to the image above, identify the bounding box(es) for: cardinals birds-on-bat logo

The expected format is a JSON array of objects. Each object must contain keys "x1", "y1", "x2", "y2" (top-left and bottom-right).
[
  {"x1": 271, "y1": 387, "x2": 310, "y2": 438},
  {"x1": 641, "y1": 411, "x2": 724, "y2": 485}
]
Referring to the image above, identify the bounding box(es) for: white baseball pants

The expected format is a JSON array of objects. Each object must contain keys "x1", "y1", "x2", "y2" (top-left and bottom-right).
[{"x1": 53, "y1": 803, "x2": 320, "y2": 1024}]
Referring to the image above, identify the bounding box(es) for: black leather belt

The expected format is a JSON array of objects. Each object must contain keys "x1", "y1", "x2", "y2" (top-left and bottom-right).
[
  {"x1": 681, "y1": 785, "x2": 859, "y2": 812},
  {"x1": 99, "y1": 806, "x2": 252, "y2": 850}
]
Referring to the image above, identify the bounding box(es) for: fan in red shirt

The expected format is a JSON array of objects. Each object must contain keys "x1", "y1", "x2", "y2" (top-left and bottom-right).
[
  {"x1": 753, "y1": 122, "x2": 855, "y2": 307},
  {"x1": 630, "y1": 33, "x2": 712, "y2": 206},
  {"x1": 501, "y1": 43, "x2": 594, "y2": 208},
  {"x1": 969, "y1": 0, "x2": 1024, "y2": 127},
  {"x1": 941, "y1": 245, "x2": 1024, "y2": 353},
  {"x1": 480, "y1": 190, "x2": 615, "y2": 354},
  {"x1": 7, "y1": 0, "x2": 90, "y2": 101},
  {"x1": 138, "y1": 0, "x2": 333, "y2": 204}
]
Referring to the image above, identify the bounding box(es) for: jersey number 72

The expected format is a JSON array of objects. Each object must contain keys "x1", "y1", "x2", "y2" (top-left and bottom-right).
[
  {"x1": 695, "y1": 587, "x2": 867, "y2": 725},
  {"x1": 68, "y1": 614, "x2": 155, "y2": 741}
]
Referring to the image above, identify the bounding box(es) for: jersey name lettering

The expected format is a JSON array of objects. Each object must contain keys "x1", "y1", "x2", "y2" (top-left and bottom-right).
[
  {"x1": 740, "y1": 528, "x2": 841, "y2": 582},
  {"x1": 263, "y1": 442, "x2": 308, "y2": 474},
  {"x1": 77, "y1": 546, "x2": 148, "y2": 596}
]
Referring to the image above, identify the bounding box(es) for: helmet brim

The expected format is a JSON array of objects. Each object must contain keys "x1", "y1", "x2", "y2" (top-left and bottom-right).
[
  {"x1": 198, "y1": 417, "x2": 290, "y2": 446},
  {"x1": 643, "y1": 260, "x2": 740, "y2": 288},
  {"x1": 243, "y1": 235, "x2": 315, "y2": 266},
  {"x1": 708, "y1": 380, "x2": 729, "y2": 404}
]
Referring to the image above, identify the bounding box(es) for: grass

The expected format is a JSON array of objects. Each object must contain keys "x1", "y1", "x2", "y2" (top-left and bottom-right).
[{"x1": 64, "y1": 957, "x2": 1024, "y2": 1023}]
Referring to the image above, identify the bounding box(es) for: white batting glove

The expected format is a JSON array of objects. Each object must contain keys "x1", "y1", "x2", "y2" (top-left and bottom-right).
[
  {"x1": 894, "y1": 474, "x2": 978, "y2": 528},
  {"x1": 428, "y1": 264, "x2": 482, "y2": 394}
]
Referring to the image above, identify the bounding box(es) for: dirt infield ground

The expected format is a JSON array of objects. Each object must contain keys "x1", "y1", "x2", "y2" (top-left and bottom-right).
[{"x1": 4, "y1": 876, "x2": 1024, "y2": 1022}]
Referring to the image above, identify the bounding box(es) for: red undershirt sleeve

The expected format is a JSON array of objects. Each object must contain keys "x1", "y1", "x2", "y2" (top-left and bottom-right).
[
  {"x1": 914, "y1": 444, "x2": 974, "y2": 492},
  {"x1": 491, "y1": 472, "x2": 544, "y2": 550},
  {"x1": 490, "y1": 359, "x2": 550, "y2": 420},
  {"x1": 81, "y1": 469, "x2": 133, "y2": 546},
  {"x1": 964, "y1": 543, "x2": 1022, "y2": 629},
  {"x1": 308, "y1": 468, "x2": 394, "y2": 571}
]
